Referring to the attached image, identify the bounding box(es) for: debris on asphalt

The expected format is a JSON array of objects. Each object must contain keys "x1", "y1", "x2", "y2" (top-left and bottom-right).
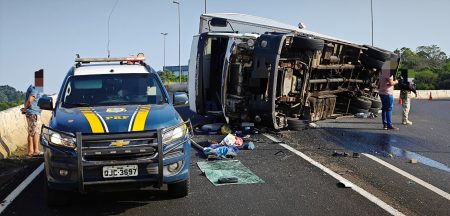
[
  {"x1": 197, "y1": 160, "x2": 264, "y2": 186},
  {"x1": 352, "y1": 152, "x2": 360, "y2": 158},
  {"x1": 410, "y1": 159, "x2": 418, "y2": 164},
  {"x1": 220, "y1": 124, "x2": 232, "y2": 135},
  {"x1": 203, "y1": 146, "x2": 238, "y2": 160},
  {"x1": 309, "y1": 122, "x2": 319, "y2": 128},
  {"x1": 354, "y1": 112, "x2": 376, "y2": 119},
  {"x1": 332, "y1": 151, "x2": 349, "y2": 157},
  {"x1": 243, "y1": 141, "x2": 255, "y2": 150},
  {"x1": 218, "y1": 176, "x2": 239, "y2": 184},
  {"x1": 201, "y1": 123, "x2": 224, "y2": 134}
]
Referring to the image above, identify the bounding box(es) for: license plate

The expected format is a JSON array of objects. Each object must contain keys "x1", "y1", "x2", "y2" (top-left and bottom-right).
[{"x1": 102, "y1": 165, "x2": 138, "y2": 178}]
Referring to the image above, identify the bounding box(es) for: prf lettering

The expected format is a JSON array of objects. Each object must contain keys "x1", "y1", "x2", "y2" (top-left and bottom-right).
[{"x1": 105, "y1": 116, "x2": 129, "y2": 120}]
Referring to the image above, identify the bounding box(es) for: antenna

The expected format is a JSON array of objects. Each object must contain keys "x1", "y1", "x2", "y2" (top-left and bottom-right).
[{"x1": 107, "y1": 0, "x2": 120, "y2": 58}]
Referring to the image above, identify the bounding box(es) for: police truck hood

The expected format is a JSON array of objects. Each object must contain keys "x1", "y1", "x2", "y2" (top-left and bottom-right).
[{"x1": 50, "y1": 104, "x2": 181, "y2": 134}]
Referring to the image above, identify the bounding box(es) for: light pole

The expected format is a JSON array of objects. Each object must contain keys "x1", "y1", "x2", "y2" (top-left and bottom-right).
[
  {"x1": 371, "y1": 0, "x2": 374, "y2": 46},
  {"x1": 204, "y1": 0, "x2": 207, "y2": 14},
  {"x1": 173, "y1": 1, "x2": 181, "y2": 83},
  {"x1": 161, "y1": 33, "x2": 168, "y2": 71}
]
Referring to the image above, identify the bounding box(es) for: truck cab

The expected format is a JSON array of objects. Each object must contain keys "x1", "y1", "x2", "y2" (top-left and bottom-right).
[{"x1": 38, "y1": 54, "x2": 191, "y2": 206}]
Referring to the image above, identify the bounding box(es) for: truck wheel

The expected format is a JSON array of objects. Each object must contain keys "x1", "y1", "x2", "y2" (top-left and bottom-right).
[
  {"x1": 292, "y1": 36, "x2": 325, "y2": 51},
  {"x1": 361, "y1": 54, "x2": 384, "y2": 69},
  {"x1": 349, "y1": 107, "x2": 369, "y2": 114},
  {"x1": 45, "y1": 181, "x2": 69, "y2": 207},
  {"x1": 370, "y1": 98, "x2": 382, "y2": 108},
  {"x1": 363, "y1": 45, "x2": 391, "y2": 61},
  {"x1": 369, "y1": 107, "x2": 380, "y2": 114},
  {"x1": 168, "y1": 176, "x2": 190, "y2": 198},
  {"x1": 287, "y1": 118, "x2": 308, "y2": 131},
  {"x1": 351, "y1": 97, "x2": 372, "y2": 109}
]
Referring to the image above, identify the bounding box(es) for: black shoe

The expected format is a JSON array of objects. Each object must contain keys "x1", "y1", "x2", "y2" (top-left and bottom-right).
[
  {"x1": 387, "y1": 126, "x2": 399, "y2": 130},
  {"x1": 383, "y1": 125, "x2": 388, "y2": 130}
]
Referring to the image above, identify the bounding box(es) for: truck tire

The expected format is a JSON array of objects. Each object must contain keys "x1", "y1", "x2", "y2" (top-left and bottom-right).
[
  {"x1": 364, "y1": 45, "x2": 391, "y2": 61},
  {"x1": 361, "y1": 54, "x2": 384, "y2": 69},
  {"x1": 168, "y1": 176, "x2": 190, "y2": 198},
  {"x1": 351, "y1": 97, "x2": 372, "y2": 109},
  {"x1": 370, "y1": 98, "x2": 382, "y2": 108},
  {"x1": 349, "y1": 107, "x2": 369, "y2": 114},
  {"x1": 45, "y1": 180, "x2": 69, "y2": 207},
  {"x1": 369, "y1": 107, "x2": 380, "y2": 114},
  {"x1": 287, "y1": 118, "x2": 308, "y2": 131},
  {"x1": 292, "y1": 36, "x2": 325, "y2": 51}
]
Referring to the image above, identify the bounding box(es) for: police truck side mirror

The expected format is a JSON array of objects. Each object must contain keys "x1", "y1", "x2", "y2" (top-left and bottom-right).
[
  {"x1": 38, "y1": 96, "x2": 54, "y2": 110},
  {"x1": 173, "y1": 92, "x2": 189, "y2": 106}
]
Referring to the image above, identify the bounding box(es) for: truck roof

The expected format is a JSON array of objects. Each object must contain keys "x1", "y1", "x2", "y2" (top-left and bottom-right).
[{"x1": 73, "y1": 64, "x2": 150, "y2": 76}]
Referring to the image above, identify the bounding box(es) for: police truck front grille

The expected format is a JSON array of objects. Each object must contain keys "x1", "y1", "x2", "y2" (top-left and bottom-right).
[{"x1": 81, "y1": 131, "x2": 158, "y2": 161}]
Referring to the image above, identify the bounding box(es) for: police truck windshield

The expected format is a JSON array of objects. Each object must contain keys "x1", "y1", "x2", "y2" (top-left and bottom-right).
[{"x1": 62, "y1": 73, "x2": 167, "y2": 107}]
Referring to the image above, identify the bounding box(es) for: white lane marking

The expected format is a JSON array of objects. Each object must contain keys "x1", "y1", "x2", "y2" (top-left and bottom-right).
[
  {"x1": 363, "y1": 153, "x2": 450, "y2": 201},
  {"x1": 0, "y1": 163, "x2": 44, "y2": 214},
  {"x1": 262, "y1": 134, "x2": 405, "y2": 216}
]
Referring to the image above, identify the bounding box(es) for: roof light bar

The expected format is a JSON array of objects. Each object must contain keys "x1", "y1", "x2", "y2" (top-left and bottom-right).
[{"x1": 75, "y1": 53, "x2": 145, "y2": 63}]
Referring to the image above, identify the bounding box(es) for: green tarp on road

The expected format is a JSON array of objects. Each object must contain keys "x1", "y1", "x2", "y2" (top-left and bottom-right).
[{"x1": 197, "y1": 160, "x2": 264, "y2": 186}]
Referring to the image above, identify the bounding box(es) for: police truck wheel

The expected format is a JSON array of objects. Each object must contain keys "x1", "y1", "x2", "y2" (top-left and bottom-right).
[{"x1": 168, "y1": 176, "x2": 190, "y2": 198}]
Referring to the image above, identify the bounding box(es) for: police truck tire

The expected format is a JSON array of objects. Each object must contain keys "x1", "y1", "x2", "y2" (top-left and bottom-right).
[
  {"x1": 292, "y1": 36, "x2": 325, "y2": 51},
  {"x1": 351, "y1": 97, "x2": 372, "y2": 109},
  {"x1": 364, "y1": 45, "x2": 391, "y2": 61},
  {"x1": 168, "y1": 176, "x2": 190, "y2": 198}
]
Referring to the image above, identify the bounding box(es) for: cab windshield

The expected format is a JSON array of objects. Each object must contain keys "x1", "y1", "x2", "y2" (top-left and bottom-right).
[{"x1": 62, "y1": 73, "x2": 167, "y2": 107}]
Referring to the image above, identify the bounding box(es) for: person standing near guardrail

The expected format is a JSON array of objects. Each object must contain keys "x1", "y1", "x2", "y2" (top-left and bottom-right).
[
  {"x1": 20, "y1": 84, "x2": 43, "y2": 157},
  {"x1": 378, "y1": 63, "x2": 399, "y2": 130}
]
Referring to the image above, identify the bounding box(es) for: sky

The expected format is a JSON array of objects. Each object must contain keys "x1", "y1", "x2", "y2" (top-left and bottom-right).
[{"x1": 1, "y1": 0, "x2": 449, "y2": 94}]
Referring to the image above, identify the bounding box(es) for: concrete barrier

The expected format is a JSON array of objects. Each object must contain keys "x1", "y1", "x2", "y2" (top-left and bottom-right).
[
  {"x1": 393, "y1": 90, "x2": 450, "y2": 100},
  {"x1": 0, "y1": 96, "x2": 55, "y2": 159}
]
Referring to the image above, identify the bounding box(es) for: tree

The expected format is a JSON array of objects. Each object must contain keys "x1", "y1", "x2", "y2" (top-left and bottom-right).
[{"x1": 416, "y1": 45, "x2": 447, "y2": 68}]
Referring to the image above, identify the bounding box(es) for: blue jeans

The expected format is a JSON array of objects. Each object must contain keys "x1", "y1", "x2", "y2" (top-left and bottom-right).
[{"x1": 379, "y1": 94, "x2": 394, "y2": 127}]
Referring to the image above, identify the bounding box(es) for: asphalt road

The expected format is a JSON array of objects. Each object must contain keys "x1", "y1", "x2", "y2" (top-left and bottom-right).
[{"x1": 1, "y1": 100, "x2": 449, "y2": 216}]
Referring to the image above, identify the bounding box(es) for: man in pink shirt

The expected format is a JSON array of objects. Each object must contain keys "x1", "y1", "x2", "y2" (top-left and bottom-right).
[{"x1": 378, "y1": 62, "x2": 399, "y2": 130}]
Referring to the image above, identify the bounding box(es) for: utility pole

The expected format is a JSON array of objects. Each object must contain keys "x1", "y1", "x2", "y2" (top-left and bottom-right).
[
  {"x1": 204, "y1": 0, "x2": 207, "y2": 14},
  {"x1": 371, "y1": 0, "x2": 374, "y2": 46},
  {"x1": 161, "y1": 33, "x2": 168, "y2": 71},
  {"x1": 173, "y1": 1, "x2": 182, "y2": 83}
]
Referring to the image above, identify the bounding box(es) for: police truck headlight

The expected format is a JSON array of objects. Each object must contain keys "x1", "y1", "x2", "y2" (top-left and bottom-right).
[
  {"x1": 44, "y1": 128, "x2": 76, "y2": 149},
  {"x1": 162, "y1": 123, "x2": 187, "y2": 145}
]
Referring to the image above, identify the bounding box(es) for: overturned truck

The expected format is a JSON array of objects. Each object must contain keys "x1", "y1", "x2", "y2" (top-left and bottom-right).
[{"x1": 189, "y1": 13, "x2": 399, "y2": 129}]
